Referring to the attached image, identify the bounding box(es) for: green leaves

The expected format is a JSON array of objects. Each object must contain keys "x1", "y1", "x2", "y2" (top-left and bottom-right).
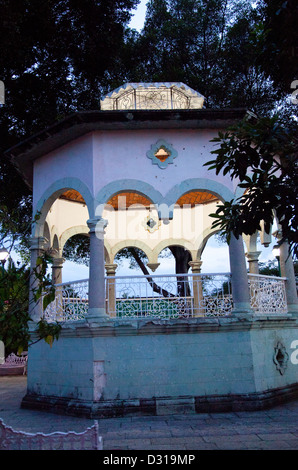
[
  {"x1": 205, "y1": 114, "x2": 298, "y2": 258},
  {"x1": 36, "y1": 317, "x2": 61, "y2": 349}
]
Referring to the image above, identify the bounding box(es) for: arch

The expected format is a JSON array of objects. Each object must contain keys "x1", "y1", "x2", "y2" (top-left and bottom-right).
[
  {"x1": 60, "y1": 225, "x2": 90, "y2": 253},
  {"x1": 33, "y1": 178, "x2": 94, "y2": 237},
  {"x1": 43, "y1": 221, "x2": 51, "y2": 249},
  {"x1": 111, "y1": 240, "x2": 153, "y2": 264},
  {"x1": 52, "y1": 234, "x2": 59, "y2": 252},
  {"x1": 60, "y1": 226, "x2": 112, "y2": 264},
  {"x1": 163, "y1": 178, "x2": 235, "y2": 219},
  {"x1": 197, "y1": 227, "x2": 222, "y2": 259},
  {"x1": 154, "y1": 239, "x2": 195, "y2": 262},
  {"x1": 95, "y1": 179, "x2": 164, "y2": 217}
]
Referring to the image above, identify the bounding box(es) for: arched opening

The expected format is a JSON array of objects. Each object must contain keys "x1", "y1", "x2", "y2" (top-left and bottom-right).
[
  {"x1": 114, "y1": 245, "x2": 149, "y2": 276},
  {"x1": 38, "y1": 188, "x2": 90, "y2": 283},
  {"x1": 158, "y1": 245, "x2": 192, "y2": 297},
  {"x1": 158, "y1": 245, "x2": 192, "y2": 274},
  {"x1": 200, "y1": 232, "x2": 230, "y2": 273},
  {"x1": 103, "y1": 190, "x2": 160, "y2": 272}
]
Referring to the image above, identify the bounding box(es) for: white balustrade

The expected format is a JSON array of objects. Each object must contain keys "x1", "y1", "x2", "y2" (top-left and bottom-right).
[
  {"x1": 43, "y1": 279, "x2": 89, "y2": 322},
  {"x1": 43, "y1": 272, "x2": 288, "y2": 322},
  {"x1": 106, "y1": 272, "x2": 232, "y2": 319},
  {"x1": 248, "y1": 273, "x2": 287, "y2": 315}
]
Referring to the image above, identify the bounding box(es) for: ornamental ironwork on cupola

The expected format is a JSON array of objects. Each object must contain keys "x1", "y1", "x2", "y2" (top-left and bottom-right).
[{"x1": 100, "y1": 82, "x2": 205, "y2": 111}]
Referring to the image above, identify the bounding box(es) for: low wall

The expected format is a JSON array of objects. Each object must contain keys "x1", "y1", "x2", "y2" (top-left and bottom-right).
[{"x1": 22, "y1": 316, "x2": 298, "y2": 417}]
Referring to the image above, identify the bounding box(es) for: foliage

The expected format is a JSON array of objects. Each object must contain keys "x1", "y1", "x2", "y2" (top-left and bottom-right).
[
  {"x1": 123, "y1": 0, "x2": 282, "y2": 113},
  {"x1": 0, "y1": 260, "x2": 31, "y2": 355},
  {"x1": 205, "y1": 114, "x2": 298, "y2": 259},
  {"x1": 258, "y1": 260, "x2": 280, "y2": 277},
  {"x1": 0, "y1": 0, "x2": 140, "y2": 254},
  {"x1": 34, "y1": 318, "x2": 62, "y2": 349},
  {"x1": 0, "y1": 252, "x2": 62, "y2": 355},
  {"x1": 0, "y1": 208, "x2": 61, "y2": 354},
  {"x1": 256, "y1": 0, "x2": 298, "y2": 93},
  {"x1": 63, "y1": 234, "x2": 90, "y2": 266}
]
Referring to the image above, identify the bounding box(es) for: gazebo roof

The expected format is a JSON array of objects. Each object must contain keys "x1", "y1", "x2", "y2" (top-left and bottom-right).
[
  {"x1": 100, "y1": 82, "x2": 205, "y2": 111},
  {"x1": 5, "y1": 78, "x2": 247, "y2": 189}
]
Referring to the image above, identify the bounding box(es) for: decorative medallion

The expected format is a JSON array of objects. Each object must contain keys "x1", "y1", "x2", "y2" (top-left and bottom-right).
[
  {"x1": 146, "y1": 139, "x2": 178, "y2": 169},
  {"x1": 273, "y1": 342, "x2": 289, "y2": 375},
  {"x1": 142, "y1": 215, "x2": 161, "y2": 233}
]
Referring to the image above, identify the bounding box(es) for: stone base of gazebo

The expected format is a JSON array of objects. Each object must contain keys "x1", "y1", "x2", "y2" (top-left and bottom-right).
[
  {"x1": 22, "y1": 317, "x2": 298, "y2": 417},
  {"x1": 21, "y1": 383, "x2": 298, "y2": 417}
]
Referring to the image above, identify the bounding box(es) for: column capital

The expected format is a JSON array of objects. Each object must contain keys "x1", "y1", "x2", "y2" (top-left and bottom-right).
[
  {"x1": 189, "y1": 260, "x2": 203, "y2": 273},
  {"x1": 245, "y1": 251, "x2": 261, "y2": 262},
  {"x1": 87, "y1": 217, "x2": 108, "y2": 238},
  {"x1": 29, "y1": 236, "x2": 48, "y2": 251},
  {"x1": 105, "y1": 263, "x2": 118, "y2": 276},
  {"x1": 52, "y1": 257, "x2": 65, "y2": 268}
]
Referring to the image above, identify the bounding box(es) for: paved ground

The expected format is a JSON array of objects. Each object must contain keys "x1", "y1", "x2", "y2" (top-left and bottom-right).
[{"x1": 1, "y1": 376, "x2": 298, "y2": 450}]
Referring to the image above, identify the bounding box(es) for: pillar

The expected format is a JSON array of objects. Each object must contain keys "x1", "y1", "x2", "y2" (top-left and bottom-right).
[
  {"x1": 279, "y1": 241, "x2": 298, "y2": 316},
  {"x1": 188, "y1": 260, "x2": 203, "y2": 316},
  {"x1": 51, "y1": 256, "x2": 65, "y2": 320},
  {"x1": 87, "y1": 217, "x2": 109, "y2": 321},
  {"x1": 246, "y1": 251, "x2": 261, "y2": 274},
  {"x1": 52, "y1": 257, "x2": 65, "y2": 285},
  {"x1": 105, "y1": 263, "x2": 118, "y2": 317},
  {"x1": 228, "y1": 234, "x2": 253, "y2": 318},
  {"x1": 29, "y1": 236, "x2": 47, "y2": 322}
]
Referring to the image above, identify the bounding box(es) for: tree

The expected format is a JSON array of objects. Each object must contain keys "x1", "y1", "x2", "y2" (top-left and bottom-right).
[
  {"x1": 123, "y1": 0, "x2": 281, "y2": 111},
  {"x1": 256, "y1": 0, "x2": 298, "y2": 93},
  {"x1": 205, "y1": 113, "x2": 298, "y2": 259},
  {"x1": 0, "y1": 0, "x2": 140, "y2": 246},
  {"x1": 0, "y1": 220, "x2": 61, "y2": 355},
  {"x1": 0, "y1": 259, "x2": 30, "y2": 355}
]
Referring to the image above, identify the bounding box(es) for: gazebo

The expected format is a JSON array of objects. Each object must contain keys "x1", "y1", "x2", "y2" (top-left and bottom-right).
[{"x1": 7, "y1": 82, "x2": 298, "y2": 416}]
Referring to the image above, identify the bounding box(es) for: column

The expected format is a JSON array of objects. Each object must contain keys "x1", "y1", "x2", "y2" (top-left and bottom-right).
[
  {"x1": 29, "y1": 236, "x2": 47, "y2": 322},
  {"x1": 246, "y1": 251, "x2": 261, "y2": 274},
  {"x1": 228, "y1": 234, "x2": 253, "y2": 318},
  {"x1": 279, "y1": 241, "x2": 298, "y2": 316},
  {"x1": 105, "y1": 263, "x2": 118, "y2": 317},
  {"x1": 188, "y1": 260, "x2": 203, "y2": 316},
  {"x1": 51, "y1": 256, "x2": 65, "y2": 320},
  {"x1": 87, "y1": 217, "x2": 109, "y2": 321},
  {"x1": 52, "y1": 257, "x2": 65, "y2": 285}
]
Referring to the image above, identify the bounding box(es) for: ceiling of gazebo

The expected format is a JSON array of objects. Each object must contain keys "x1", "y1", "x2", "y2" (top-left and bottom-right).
[
  {"x1": 60, "y1": 190, "x2": 86, "y2": 204},
  {"x1": 176, "y1": 191, "x2": 219, "y2": 207},
  {"x1": 59, "y1": 190, "x2": 219, "y2": 209}
]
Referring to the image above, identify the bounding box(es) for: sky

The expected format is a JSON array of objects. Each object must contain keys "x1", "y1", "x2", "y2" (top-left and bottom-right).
[{"x1": 129, "y1": 0, "x2": 147, "y2": 31}]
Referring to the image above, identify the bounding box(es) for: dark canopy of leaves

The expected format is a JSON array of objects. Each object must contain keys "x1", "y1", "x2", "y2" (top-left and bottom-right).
[
  {"x1": 205, "y1": 114, "x2": 298, "y2": 259},
  {"x1": 0, "y1": 0, "x2": 140, "y2": 241},
  {"x1": 256, "y1": 0, "x2": 298, "y2": 93}
]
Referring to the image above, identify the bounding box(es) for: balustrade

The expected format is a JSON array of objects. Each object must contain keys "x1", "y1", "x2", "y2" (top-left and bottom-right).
[{"x1": 43, "y1": 273, "x2": 288, "y2": 322}]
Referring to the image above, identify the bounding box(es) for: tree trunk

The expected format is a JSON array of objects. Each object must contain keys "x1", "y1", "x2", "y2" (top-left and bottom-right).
[
  {"x1": 128, "y1": 247, "x2": 174, "y2": 297},
  {"x1": 169, "y1": 246, "x2": 192, "y2": 297},
  {"x1": 128, "y1": 246, "x2": 191, "y2": 298}
]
